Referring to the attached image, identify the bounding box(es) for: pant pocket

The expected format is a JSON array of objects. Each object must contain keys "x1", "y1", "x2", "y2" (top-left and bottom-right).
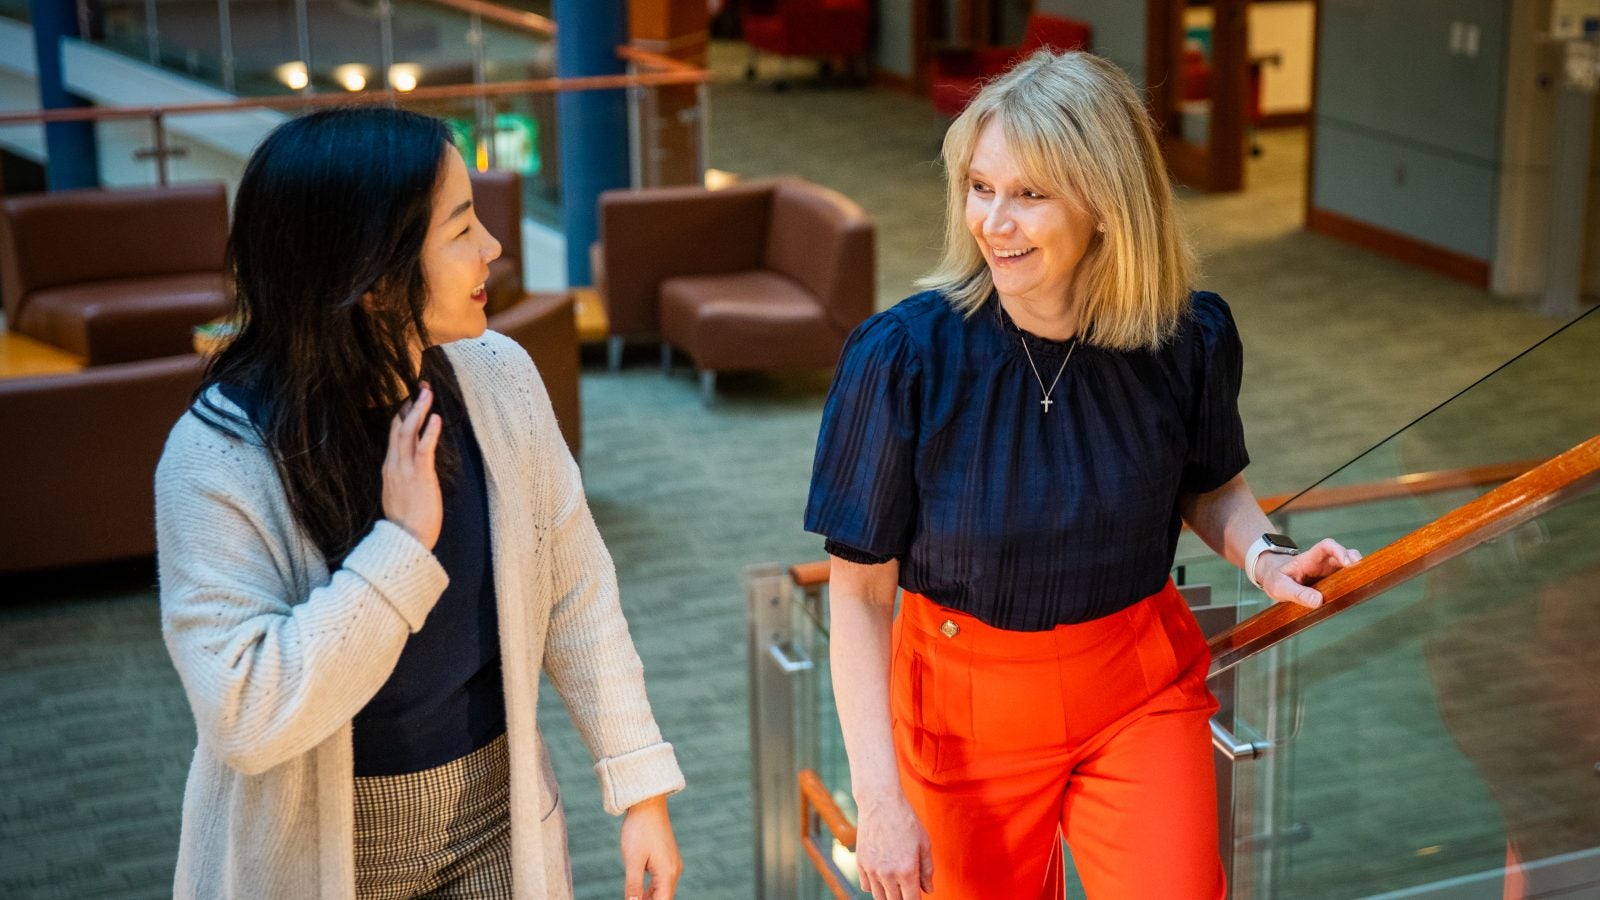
[{"x1": 891, "y1": 641, "x2": 943, "y2": 777}]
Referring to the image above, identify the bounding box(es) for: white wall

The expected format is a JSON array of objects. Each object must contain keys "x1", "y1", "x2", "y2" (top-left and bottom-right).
[{"x1": 1250, "y1": 1, "x2": 1314, "y2": 115}]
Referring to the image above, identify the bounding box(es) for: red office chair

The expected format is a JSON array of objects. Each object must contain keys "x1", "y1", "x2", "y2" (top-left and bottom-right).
[
  {"x1": 928, "y1": 14, "x2": 1092, "y2": 118},
  {"x1": 743, "y1": 0, "x2": 871, "y2": 88}
]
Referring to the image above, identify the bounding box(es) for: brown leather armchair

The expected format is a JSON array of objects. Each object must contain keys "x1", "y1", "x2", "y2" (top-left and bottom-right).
[
  {"x1": 0, "y1": 184, "x2": 231, "y2": 365},
  {"x1": 488, "y1": 291, "x2": 582, "y2": 460},
  {"x1": 595, "y1": 177, "x2": 874, "y2": 399},
  {"x1": 469, "y1": 170, "x2": 526, "y2": 316},
  {"x1": 0, "y1": 354, "x2": 205, "y2": 573}
]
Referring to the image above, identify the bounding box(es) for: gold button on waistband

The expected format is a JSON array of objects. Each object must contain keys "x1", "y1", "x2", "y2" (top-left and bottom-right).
[{"x1": 940, "y1": 620, "x2": 960, "y2": 638}]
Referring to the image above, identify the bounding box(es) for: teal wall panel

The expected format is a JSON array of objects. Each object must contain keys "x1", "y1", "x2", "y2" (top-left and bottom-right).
[{"x1": 1313, "y1": 118, "x2": 1499, "y2": 260}]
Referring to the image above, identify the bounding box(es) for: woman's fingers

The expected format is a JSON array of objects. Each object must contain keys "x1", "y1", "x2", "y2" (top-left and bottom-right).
[
  {"x1": 418, "y1": 414, "x2": 443, "y2": 459},
  {"x1": 400, "y1": 385, "x2": 433, "y2": 444}
]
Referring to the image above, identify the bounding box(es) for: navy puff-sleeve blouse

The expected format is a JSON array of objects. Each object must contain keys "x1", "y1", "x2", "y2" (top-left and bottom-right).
[{"x1": 803, "y1": 290, "x2": 1249, "y2": 631}]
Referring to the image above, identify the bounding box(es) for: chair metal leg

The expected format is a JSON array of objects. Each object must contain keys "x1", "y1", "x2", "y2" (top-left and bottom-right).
[
  {"x1": 607, "y1": 336, "x2": 623, "y2": 372},
  {"x1": 699, "y1": 370, "x2": 716, "y2": 404},
  {"x1": 661, "y1": 342, "x2": 673, "y2": 373}
]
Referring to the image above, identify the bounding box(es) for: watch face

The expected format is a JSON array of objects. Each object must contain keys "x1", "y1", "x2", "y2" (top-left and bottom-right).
[{"x1": 1264, "y1": 532, "x2": 1300, "y2": 552}]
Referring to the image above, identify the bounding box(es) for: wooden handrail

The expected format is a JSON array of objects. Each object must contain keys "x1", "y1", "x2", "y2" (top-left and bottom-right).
[
  {"x1": 0, "y1": 67, "x2": 710, "y2": 127},
  {"x1": 422, "y1": 0, "x2": 555, "y2": 36},
  {"x1": 1208, "y1": 434, "x2": 1600, "y2": 676},
  {"x1": 615, "y1": 44, "x2": 703, "y2": 73},
  {"x1": 1254, "y1": 458, "x2": 1540, "y2": 514},
  {"x1": 799, "y1": 769, "x2": 857, "y2": 899},
  {"x1": 784, "y1": 458, "x2": 1544, "y2": 590}
]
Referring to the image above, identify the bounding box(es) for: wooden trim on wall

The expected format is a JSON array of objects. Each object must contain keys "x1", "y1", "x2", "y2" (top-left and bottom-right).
[
  {"x1": 1307, "y1": 206, "x2": 1491, "y2": 287},
  {"x1": 1304, "y1": 0, "x2": 1322, "y2": 228},
  {"x1": 1257, "y1": 110, "x2": 1310, "y2": 129}
]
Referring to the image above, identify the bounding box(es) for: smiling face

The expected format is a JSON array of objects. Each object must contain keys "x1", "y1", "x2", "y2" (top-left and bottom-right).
[
  {"x1": 420, "y1": 144, "x2": 502, "y2": 347},
  {"x1": 963, "y1": 118, "x2": 1098, "y2": 318}
]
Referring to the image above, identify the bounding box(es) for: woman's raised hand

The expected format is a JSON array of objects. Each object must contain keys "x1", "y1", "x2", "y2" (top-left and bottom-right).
[
  {"x1": 1258, "y1": 538, "x2": 1361, "y2": 609},
  {"x1": 382, "y1": 382, "x2": 444, "y2": 550},
  {"x1": 855, "y1": 789, "x2": 934, "y2": 899}
]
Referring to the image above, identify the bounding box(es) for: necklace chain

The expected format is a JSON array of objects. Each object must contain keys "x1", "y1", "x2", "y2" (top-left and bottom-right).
[{"x1": 1019, "y1": 335, "x2": 1076, "y2": 413}]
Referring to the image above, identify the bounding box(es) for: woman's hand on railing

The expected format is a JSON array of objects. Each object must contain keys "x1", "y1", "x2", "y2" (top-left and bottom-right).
[
  {"x1": 854, "y1": 788, "x2": 934, "y2": 899},
  {"x1": 1257, "y1": 538, "x2": 1361, "y2": 608}
]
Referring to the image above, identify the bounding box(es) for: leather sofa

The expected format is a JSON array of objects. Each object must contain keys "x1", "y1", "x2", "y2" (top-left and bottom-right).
[
  {"x1": 0, "y1": 184, "x2": 231, "y2": 365},
  {"x1": 0, "y1": 354, "x2": 205, "y2": 574},
  {"x1": 595, "y1": 177, "x2": 874, "y2": 398}
]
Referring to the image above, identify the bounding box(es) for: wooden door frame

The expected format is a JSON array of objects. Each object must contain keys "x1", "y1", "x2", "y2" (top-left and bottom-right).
[{"x1": 1148, "y1": 0, "x2": 1247, "y2": 193}]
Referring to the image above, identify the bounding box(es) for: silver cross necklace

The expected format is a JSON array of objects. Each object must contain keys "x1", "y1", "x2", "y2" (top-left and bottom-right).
[{"x1": 1019, "y1": 334, "x2": 1077, "y2": 413}]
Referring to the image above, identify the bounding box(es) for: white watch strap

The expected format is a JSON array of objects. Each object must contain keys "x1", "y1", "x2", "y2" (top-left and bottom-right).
[{"x1": 1244, "y1": 536, "x2": 1295, "y2": 591}]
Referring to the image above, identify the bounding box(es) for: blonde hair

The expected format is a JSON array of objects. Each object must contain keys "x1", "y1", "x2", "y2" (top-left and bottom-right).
[{"x1": 919, "y1": 50, "x2": 1195, "y2": 351}]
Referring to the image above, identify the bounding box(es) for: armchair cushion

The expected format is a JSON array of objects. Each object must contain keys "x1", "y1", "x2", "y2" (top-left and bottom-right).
[
  {"x1": 763, "y1": 180, "x2": 874, "y2": 335},
  {"x1": 0, "y1": 353, "x2": 205, "y2": 573},
  {"x1": 599, "y1": 181, "x2": 774, "y2": 338},
  {"x1": 659, "y1": 271, "x2": 842, "y2": 371},
  {"x1": 0, "y1": 183, "x2": 228, "y2": 325},
  {"x1": 22, "y1": 272, "x2": 228, "y2": 364}
]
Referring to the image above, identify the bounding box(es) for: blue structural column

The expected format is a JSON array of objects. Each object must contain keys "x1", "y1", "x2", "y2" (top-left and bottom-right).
[
  {"x1": 554, "y1": 0, "x2": 629, "y2": 286},
  {"x1": 28, "y1": 0, "x2": 100, "y2": 189}
]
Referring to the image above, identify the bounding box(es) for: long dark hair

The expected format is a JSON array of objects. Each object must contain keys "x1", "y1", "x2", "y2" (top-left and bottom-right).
[{"x1": 197, "y1": 106, "x2": 462, "y2": 564}]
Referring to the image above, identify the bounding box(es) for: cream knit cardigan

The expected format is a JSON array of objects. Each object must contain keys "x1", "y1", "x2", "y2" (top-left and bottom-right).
[{"x1": 155, "y1": 331, "x2": 684, "y2": 899}]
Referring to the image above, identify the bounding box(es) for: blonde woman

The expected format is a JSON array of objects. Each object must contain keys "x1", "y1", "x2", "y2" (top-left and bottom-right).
[{"x1": 805, "y1": 51, "x2": 1358, "y2": 899}]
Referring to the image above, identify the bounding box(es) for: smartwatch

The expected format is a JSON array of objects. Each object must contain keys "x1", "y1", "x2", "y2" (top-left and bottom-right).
[{"x1": 1245, "y1": 533, "x2": 1300, "y2": 590}]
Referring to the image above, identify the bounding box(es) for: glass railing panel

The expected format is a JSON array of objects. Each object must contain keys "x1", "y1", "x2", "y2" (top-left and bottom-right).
[
  {"x1": 1222, "y1": 305, "x2": 1600, "y2": 898},
  {"x1": 1228, "y1": 482, "x2": 1600, "y2": 898}
]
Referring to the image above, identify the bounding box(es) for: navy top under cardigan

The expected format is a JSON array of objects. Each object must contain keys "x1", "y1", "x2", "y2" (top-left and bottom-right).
[
  {"x1": 220, "y1": 369, "x2": 507, "y2": 776},
  {"x1": 803, "y1": 290, "x2": 1249, "y2": 631}
]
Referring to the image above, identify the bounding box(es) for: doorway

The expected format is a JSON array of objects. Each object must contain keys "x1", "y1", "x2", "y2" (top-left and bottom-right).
[{"x1": 1149, "y1": 0, "x2": 1318, "y2": 201}]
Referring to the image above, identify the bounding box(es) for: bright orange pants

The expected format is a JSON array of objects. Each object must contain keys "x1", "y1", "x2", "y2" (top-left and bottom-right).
[{"x1": 890, "y1": 582, "x2": 1225, "y2": 900}]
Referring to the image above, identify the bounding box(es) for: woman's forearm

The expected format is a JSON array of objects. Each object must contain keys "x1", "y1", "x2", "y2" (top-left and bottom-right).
[
  {"x1": 828, "y1": 563, "x2": 904, "y2": 803},
  {"x1": 1180, "y1": 473, "x2": 1273, "y2": 572}
]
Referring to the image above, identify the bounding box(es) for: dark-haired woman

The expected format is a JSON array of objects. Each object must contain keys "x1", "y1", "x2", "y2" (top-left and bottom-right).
[{"x1": 156, "y1": 107, "x2": 683, "y2": 899}]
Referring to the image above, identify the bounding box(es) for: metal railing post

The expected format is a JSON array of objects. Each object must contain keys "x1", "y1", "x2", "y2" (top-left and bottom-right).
[
  {"x1": 694, "y1": 81, "x2": 709, "y2": 184},
  {"x1": 143, "y1": 0, "x2": 159, "y2": 63},
  {"x1": 468, "y1": 13, "x2": 493, "y2": 168},
  {"x1": 217, "y1": 0, "x2": 235, "y2": 92},
  {"x1": 625, "y1": 63, "x2": 644, "y2": 189},
  {"x1": 378, "y1": 0, "x2": 395, "y2": 90},
  {"x1": 151, "y1": 111, "x2": 168, "y2": 185},
  {"x1": 746, "y1": 563, "x2": 810, "y2": 900},
  {"x1": 294, "y1": 0, "x2": 313, "y2": 94}
]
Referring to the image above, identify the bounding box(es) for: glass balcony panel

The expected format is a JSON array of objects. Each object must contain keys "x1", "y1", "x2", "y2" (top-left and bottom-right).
[
  {"x1": 1230, "y1": 484, "x2": 1600, "y2": 898},
  {"x1": 1227, "y1": 305, "x2": 1600, "y2": 898}
]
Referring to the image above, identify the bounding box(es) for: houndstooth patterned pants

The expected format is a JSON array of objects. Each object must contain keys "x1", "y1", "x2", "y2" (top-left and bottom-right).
[{"x1": 353, "y1": 733, "x2": 515, "y2": 900}]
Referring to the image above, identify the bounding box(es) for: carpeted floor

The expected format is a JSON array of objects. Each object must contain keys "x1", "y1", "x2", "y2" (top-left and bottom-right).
[{"x1": 0, "y1": 42, "x2": 1590, "y2": 900}]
